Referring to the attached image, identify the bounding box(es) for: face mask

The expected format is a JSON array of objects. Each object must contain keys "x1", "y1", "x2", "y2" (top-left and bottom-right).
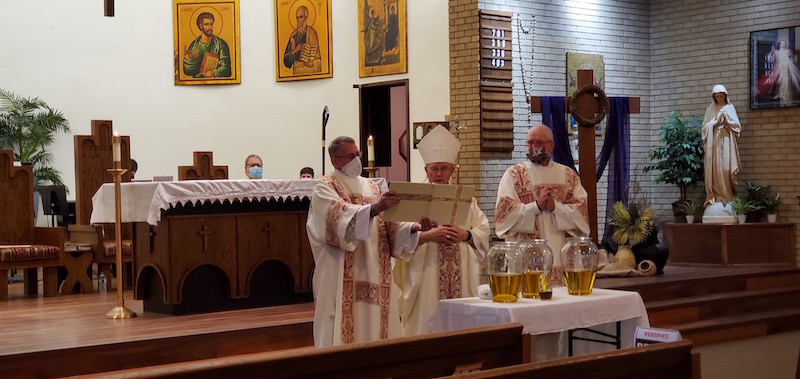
[
  {"x1": 527, "y1": 147, "x2": 550, "y2": 165},
  {"x1": 339, "y1": 156, "x2": 363, "y2": 177},
  {"x1": 248, "y1": 166, "x2": 263, "y2": 179}
]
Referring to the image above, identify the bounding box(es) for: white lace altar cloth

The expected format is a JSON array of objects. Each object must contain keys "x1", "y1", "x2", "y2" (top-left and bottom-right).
[{"x1": 90, "y1": 178, "x2": 388, "y2": 226}]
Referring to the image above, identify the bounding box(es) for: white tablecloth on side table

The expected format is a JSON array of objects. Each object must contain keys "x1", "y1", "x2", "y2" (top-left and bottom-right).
[{"x1": 431, "y1": 287, "x2": 650, "y2": 361}]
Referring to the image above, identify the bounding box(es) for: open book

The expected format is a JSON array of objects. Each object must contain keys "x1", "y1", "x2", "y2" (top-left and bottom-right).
[{"x1": 382, "y1": 182, "x2": 474, "y2": 228}]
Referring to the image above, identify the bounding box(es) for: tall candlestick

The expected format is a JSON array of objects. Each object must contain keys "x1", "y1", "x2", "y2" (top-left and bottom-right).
[
  {"x1": 367, "y1": 135, "x2": 375, "y2": 163},
  {"x1": 112, "y1": 131, "x2": 121, "y2": 164}
]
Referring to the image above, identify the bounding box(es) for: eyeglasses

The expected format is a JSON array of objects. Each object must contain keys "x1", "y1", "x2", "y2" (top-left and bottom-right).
[
  {"x1": 333, "y1": 151, "x2": 360, "y2": 161},
  {"x1": 526, "y1": 139, "x2": 553, "y2": 147}
]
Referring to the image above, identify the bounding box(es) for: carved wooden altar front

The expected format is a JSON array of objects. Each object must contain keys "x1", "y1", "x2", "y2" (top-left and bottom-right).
[{"x1": 133, "y1": 200, "x2": 314, "y2": 314}]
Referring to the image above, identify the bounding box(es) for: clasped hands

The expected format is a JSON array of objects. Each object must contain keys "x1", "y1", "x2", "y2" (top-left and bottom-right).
[{"x1": 537, "y1": 188, "x2": 556, "y2": 213}]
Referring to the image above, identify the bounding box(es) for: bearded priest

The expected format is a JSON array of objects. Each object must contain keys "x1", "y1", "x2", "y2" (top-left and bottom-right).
[{"x1": 494, "y1": 124, "x2": 590, "y2": 282}]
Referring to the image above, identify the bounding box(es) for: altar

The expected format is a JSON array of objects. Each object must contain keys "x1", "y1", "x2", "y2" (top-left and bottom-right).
[
  {"x1": 90, "y1": 179, "x2": 386, "y2": 314},
  {"x1": 430, "y1": 287, "x2": 650, "y2": 361}
]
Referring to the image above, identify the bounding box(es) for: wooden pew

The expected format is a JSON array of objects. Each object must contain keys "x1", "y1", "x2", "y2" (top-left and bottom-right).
[
  {"x1": 69, "y1": 323, "x2": 528, "y2": 378},
  {"x1": 454, "y1": 340, "x2": 699, "y2": 379}
]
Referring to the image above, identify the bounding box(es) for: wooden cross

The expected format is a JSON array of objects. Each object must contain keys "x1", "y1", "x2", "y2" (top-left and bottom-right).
[
  {"x1": 262, "y1": 223, "x2": 272, "y2": 248},
  {"x1": 104, "y1": 0, "x2": 114, "y2": 17},
  {"x1": 178, "y1": 151, "x2": 229, "y2": 180},
  {"x1": 530, "y1": 69, "x2": 640, "y2": 243},
  {"x1": 198, "y1": 225, "x2": 213, "y2": 253}
]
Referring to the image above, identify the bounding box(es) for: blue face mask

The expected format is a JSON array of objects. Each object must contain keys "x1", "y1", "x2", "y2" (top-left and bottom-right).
[{"x1": 248, "y1": 166, "x2": 263, "y2": 179}]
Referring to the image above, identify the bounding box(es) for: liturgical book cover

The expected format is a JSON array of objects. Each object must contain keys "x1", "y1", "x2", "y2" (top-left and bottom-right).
[{"x1": 383, "y1": 182, "x2": 474, "y2": 227}]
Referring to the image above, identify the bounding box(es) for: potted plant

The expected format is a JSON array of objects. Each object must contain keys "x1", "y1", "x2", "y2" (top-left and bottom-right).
[
  {"x1": 608, "y1": 200, "x2": 655, "y2": 269},
  {"x1": 677, "y1": 198, "x2": 701, "y2": 224},
  {"x1": 763, "y1": 193, "x2": 780, "y2": 223},
  {"x1": 0, "y1": 89, "x2": 70, "y2": 190},
  {"x1": 730, "y1": 197, "x2": 755, "y2": 224},
  {"x1": 643, "y1": 111, "x2": 704, "y2": 221}
]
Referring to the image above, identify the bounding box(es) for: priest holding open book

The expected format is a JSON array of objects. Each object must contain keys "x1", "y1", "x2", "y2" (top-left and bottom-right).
[
  {"x1": 306, "y1": 136, "x2": 431, "y2": 347},
  {"x1": 392, "y1": 126, "x2": 490, "y2": 337}
]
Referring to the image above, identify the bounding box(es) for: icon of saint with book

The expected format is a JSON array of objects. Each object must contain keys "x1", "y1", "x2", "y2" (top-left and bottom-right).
[
  {"x1": 283, "y1": 5, "x2": 322, "y2": 75},
  {"x1": 183, "y1": 11, "x2": 232, "y2": 78}
]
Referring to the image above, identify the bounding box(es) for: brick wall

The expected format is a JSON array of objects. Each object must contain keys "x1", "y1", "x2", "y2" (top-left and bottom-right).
[
  {"x1": 650, "y1": 0, "x2": 800, "y2": 266},
  {"x1": 449, "y1": 0, "x2": 482, "y2": 194},
  {"x1": 452, "y1": 0, "x2": 800, "y2": 265}
]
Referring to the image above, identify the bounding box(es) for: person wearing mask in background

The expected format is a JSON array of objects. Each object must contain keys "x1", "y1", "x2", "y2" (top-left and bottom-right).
[{"x1": 244, "y1": 154, "x2": 263, "y2": 179}]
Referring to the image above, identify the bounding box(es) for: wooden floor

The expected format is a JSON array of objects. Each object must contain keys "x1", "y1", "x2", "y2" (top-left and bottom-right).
[{"x1": 0, "y1": 264, "x2": 795, "y2": 377}]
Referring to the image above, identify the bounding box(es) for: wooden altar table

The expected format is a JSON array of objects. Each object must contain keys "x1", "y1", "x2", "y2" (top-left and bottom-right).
[{"x1": 90, "y1": 179, "x2": 387, "y2": 314}]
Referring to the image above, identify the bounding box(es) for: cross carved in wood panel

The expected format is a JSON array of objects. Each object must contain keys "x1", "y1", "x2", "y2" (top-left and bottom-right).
[
  {"x1": 198, "y1": 224, "x2": 212, "y2": 253},
  {"x1": 262, "y1": 223, "x2": 272, "y2": 248}
]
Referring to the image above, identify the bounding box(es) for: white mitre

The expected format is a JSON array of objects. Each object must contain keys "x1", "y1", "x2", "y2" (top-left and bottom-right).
[{"x1": 418, "y1": 125, "x2": 460, "y2": 165}]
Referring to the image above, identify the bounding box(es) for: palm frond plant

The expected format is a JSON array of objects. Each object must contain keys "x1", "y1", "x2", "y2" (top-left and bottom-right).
[
  {"x1": 0, "y1": 89, "x2": 70, "y2": 190},
  {"x1": 608, "y1": 201, "x2": 655, "y2": 247}
]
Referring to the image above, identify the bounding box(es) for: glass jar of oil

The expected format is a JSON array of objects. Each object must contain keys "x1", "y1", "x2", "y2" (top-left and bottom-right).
[
  {"x1": 485, "y1": 242, "x2": 524, "y2": 303},
  {"x1": 518, "y1": 239, "x2": 553, "y2": 299},
  {"x1": 560, "y1": 236, "x2": 599, "y2": 295}
]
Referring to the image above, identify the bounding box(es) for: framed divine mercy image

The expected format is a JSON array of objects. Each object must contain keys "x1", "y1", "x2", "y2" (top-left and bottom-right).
[
  {"x1": 275, "y1": 0, "x2": 333, "y2": 82},
  {"x1": 173, "y1": 0, "x2": 241, "y2": 85},
  {"x1": 750, "y1": 26, "x2": 800, "y2": 109}
]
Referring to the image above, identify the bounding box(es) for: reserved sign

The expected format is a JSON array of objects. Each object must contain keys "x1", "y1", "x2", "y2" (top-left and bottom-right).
[{"x1": 634, "y1": 326, "x2": 682, "y2": 346}]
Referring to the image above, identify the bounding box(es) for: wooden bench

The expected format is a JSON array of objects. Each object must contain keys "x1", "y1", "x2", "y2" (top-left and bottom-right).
[
  {"x1": 454, "y1": 340, "x2": 699, "y2": 379},
  {"x1": 69, "y1": 323, "x2": 528, "y2": 378}
]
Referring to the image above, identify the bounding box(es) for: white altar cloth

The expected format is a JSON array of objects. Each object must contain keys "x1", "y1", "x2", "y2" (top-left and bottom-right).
[
  {"x1": 90, "y1": 178, "x2": 388, "y2": 226},
  {"x1": 431, "y1": 287, "x2": 650, "y2": 360}
]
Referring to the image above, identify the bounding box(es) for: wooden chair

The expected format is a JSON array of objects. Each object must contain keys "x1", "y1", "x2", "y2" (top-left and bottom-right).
[
  {"x1": 178, "y1": 151, "x2": 228, "y2": 180},
  {"x1": 454, "y1": 340, "x2": 699, "y2": 379},
  {"x1": 70, "y1": 323, "x2": 528, "y2": 378},
  {"x1": 0, "y1": 150, "x2": 66, "y2": 300},
  {"x1": 71, "y1": 120, "x2": 133, "y2": 288}
]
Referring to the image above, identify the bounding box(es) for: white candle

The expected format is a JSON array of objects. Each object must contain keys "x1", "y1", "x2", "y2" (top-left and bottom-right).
[
  {"x1": 367, "y1": 135, "x2": 375, "y2": 162},
  {"x1": 112, "y1": 131, "x2": 121, "y2": 163}
]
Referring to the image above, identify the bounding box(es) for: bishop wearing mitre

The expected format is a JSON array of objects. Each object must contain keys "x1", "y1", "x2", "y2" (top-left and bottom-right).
[{"x1": 393, "y1": 126, "x2": 490, "y2": 336}]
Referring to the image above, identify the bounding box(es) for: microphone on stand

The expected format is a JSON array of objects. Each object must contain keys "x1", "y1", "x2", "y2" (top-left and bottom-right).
[{"x1": 322, "y1": 106, "x2": 330, "y2": 175}]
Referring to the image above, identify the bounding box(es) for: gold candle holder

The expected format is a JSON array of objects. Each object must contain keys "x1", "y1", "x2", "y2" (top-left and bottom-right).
[
  {"x1": 364, "y1": 160, "x2": 378, "y2": 178},
  {"x1": 106, "y1": 162, "x2": 137, "y2": 319}
]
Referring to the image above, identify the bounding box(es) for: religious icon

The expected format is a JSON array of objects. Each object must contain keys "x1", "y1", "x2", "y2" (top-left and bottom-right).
[
  {"x1": 358, "y1": 0, "x2": 407, "y2": 78},
  {"x1": 275, "y1": 0, "x2": 333, "y2": 82},
  {"x1": 566, "y1": 52, "x2": 605, "y2": 135},
  {"x1": 173, "y1": 0, "x2": 241, "y2": 85},
  {"x1": 750, "y1": 26, "x2": 800, "y2": 110}
]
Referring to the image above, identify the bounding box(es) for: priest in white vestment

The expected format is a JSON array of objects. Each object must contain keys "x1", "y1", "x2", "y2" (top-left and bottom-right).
[
  {"x1": 702, "y1": 84, "x2": 741, "y2": 205},
  {"x1": 494, "y1": 125, "x2": 590, "y2": 280},
  {"x1": 393, "y1": 126, "x2": 490, "y2": 336},
  {"x1": 307, "y1": 136, "x2": 428, "y2": 347}
]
